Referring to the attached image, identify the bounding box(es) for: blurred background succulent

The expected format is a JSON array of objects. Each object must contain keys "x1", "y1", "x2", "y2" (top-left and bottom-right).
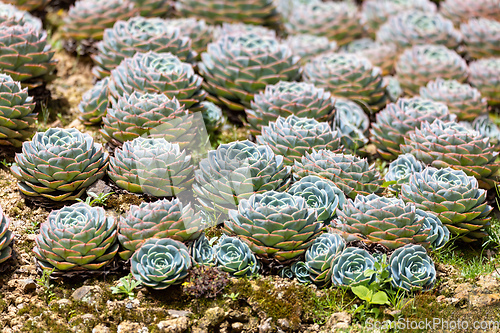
[
  {"x1": 129, "y1": 0, "x2": 171, "y2": 17},
  {"x1": 100, "y1": 92, "x2": 191, "y2": 147},
  {"x1": 339, "y1": 38, "x2": 398, "y2": 76},
  {"x1": 256, "y1": 115, "x2": 343, "y2": 165},
  {"x1": 294, "y1": 150, "x2": 383, "y2": 199},
  {"x1": 471, "y1": 115, "x2": 500, "y2": 148},
  {"x1": 246, "y1": 81, "x2": 335, "y2": 137},
  {"x1": 189, "y1": 234, "x2": 216, "y2": 267},
  {"x1": 177, "y1": 0, "x2": 281, "y2": 28},
  {"x1": 0, "y1": 206, "x2": 14, "y2": 265},
  {"x1": 77, "y1": 77, "x2": 110, "y2": 125},
  {"x1": 402, "y1": 119, "x2": 500, "y2": 189},
  {"x1": 284, "y1": 34, "x2": 337, "y2": 64},
  {"x1": 214, "y1": 235, "x2": 261, "y2": 277},
  {"x1": 193, "y1": 140, "x2": 290, "y2": 215},
  {"x1": 2, "y1": 0, "x2": 50, "y2": 12},
  {"x1": 225, "y1": 191, "x2": 322, "y2": 263},
  {"x1": 62, "y1": 0, "x2": 137, "y2": 41},
  {"x1": 288, "y1": 175, "x2": 346, "y2": 225},
  {"x1": 401, "y1": 167, "x2": 492, "y2": 242},
  {"x1": 92, "y1": 17, "x2": 195, "y2": 79},
  {"x1": 360, "y1": 0, "x2": 437, "y2": 36},
  {"x1": 370, "y1": 97, "x2": 454, "y2": 160},
  {"x1": 384, "y1": 154, "x2": 425, "y2": 191},
  {"x1": 333, "y1": 98, "x2": 370, "y2": 137},
  {"x1": 0, "y1": 23, "x2": 56, "y2": 86},
  {"x1": 131, "y1": 238, "x2": 191, "y2": 289},
  {"x1": 305, "y1": 233, "x2": 345, "y2": 287},
  {"x1": 419, "y1": 79, "x2": 487, "y2": 121},
  {"x1": 11, "y1": 128, "x2": 109, "y2": 202},
  {"x1": 200, "y1": 101, "x2": 224, "y2": 133},
  {"x1": 0, "y1": 74, "x2": 36, "y2": 147},
  {"x1": 331, "y1": 247, "x2": 376, "y2": 286},
  {"x1": 108, "y1": 138, "x2": 194, "y2": 197},
  {"x1": 285, "y1": 1, "x2": 362, "y2": 47},
  {"x1": 376, "y1": 10, "x2": 462, "y2": 50},
  {"x1": 118, "y1": 198, "x2": 203, "y2": 260},
  {"x1": 440, "y1": 0, "x2": 500, "y2": 26},
  {"x1": 0, "y1": 2, "x2": 42, "y2": 29},
  {"x1": 384, "y1": 76, "x2": 403, "y2": 102},
  {"x1": 211, "y1": 22, "x2": 276, "y2": 40},
  {"x1": 460, "y1": 18, "x2": 500, "y2": 59},
  {"x1": 395, "y1": 44, "x2": 469, "y2": 96},
  {"x1": 165, "y1": 18, "x2": 212, "y2": 56},
  {"x1": 303, "y1": 53, "x2": 387, "y2": 113},
  {"x1": 389, "y1": 244, "x2": 436, "y2": 292},
  {"x1": 109, "y1": 52, "x2": 206, "y2": 109},
  {"x1": 199, "y1": 33, "x2": 300, "y2": 113},
  {"x1": 33, "y1": 202, "x2": 118, "y2": 270},
  {"x1": 415, "y1": 209, "x2": 450, "y2": 250},
  {"x1": 468, "y1": 58, "x2": 500, "y2": 106}
]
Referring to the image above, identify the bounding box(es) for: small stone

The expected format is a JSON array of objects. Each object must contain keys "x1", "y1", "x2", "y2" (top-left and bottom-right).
[
  {"x1": 20, "y1": 279, "x2": 36, "y2": 293},
  {"x1": 117, "y1": 321, "x2": 149, "y2": 333},
  {"x1": 198, "y1": 307, "x2": 225, "y2": 329},
  {"x1": 231, "y1": 322, "x2": 244, "y2": 333},
  {"x1": 259, "y1": 318, "x2": 273, "y2": 333},
  {"x1": 69, "y1": 313, "x2": 97, "y2": 326},
  {"x1": 86, "y1": 180, "x2": 113, "y2": 196},
  {"x1": 92, "y1": 324, "x2": 111, "y2": 333},
  {"x1": 325, "y1": 312, "x2": 351, "y2": 330},
  {"x1": 71, "y1": 285, "x2": 102, "y2": 304},
  {"x1": 157, "y1": 317, "x2": 189, "y2": 333},
  {"x1": 227, "y1": 310, "x2": 248, "y2": 322},
  {"x1": 167, "y1": 309, "x2": 193, "y2": 318},
  {"x1": 470, "y1": 293, "x2": 500, "y2": 307},
  {"x1": 277, "y1": 318, "x2": 290, "y2": 330}
]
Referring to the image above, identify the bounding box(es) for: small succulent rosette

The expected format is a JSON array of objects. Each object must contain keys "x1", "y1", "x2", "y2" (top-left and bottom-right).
[
  {"x1": 0, "y1": 206, "x2": 14, "y2": 266},
  {"x1": 331, "y1": 247, "x2": 376, "y2": 286},
  {"x1": 213, "y1": 236, "x2": 261, "y2": 277},
  {"x1": 189, "y1": 234, "x2": 217, "y2": 267},
  {"x1": 389, "y1": 244, "x2": 436, "y2": 292},
  {"x1": 305, "y1": 233, "x2": 345, "y2": 287}
]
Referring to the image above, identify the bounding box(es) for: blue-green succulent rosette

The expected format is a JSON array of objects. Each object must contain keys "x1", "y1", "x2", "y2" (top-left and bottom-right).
[
  {"x1": 389, "y1": 244, "x2": 436, "y2": 292},
  {"x1": 305, "y1": 232, "x2": 345, "y2": 287},
  {"x1": 414, "y1": 209, "x2": 450, "y2": 250},
  {"x1": 331, "y1": 247, "x2": 376, "y2": 286},
  {"x1": 189, "y1": 234, "x2": 217, "y2": 267},
  {"x1": 214, "y1": 236, "x2": 261, "y2": 277}
]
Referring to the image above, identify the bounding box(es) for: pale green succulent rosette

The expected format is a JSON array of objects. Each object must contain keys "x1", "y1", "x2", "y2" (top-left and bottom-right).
[{"x1": 389, "y1": 244, "x2": 436, "y2": 292}]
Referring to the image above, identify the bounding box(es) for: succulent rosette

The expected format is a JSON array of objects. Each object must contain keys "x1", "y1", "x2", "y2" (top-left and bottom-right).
[
  {"x1": 415, "y1": 209, "x2": 450, "y2": 250},
  {"x1": 177, "y1": 0, "x2": 281, "y2": 28},
  {"x1": 440, "y1": 0, "x2": 500, "y2": 26},
  {"x1": 384, "y1": 76, "x2": 403, "y2": 102},
  {"x1": 461, "y1": 18, "x2": 500, "y2": 59},
  {"x1": 2, "y1": 0, "x2": 50, "y2": 12},
  {"x1": 395, "y1": 44, "x2": 469, "y2": 96},
  {"x1": 11, "y1": 128, "x2": 109, "y2": 201},
  {"x1": 419, "y1": 79, "x2": 487, "y2": 121},
  {"x1": 131, "y1": 238, "x2": 192, "y2": 289},
  {"x1": 211, "y1": 22, "x2": 276, "y2": 40},
  {"x1": 360, "y1": 0, "x2": 437, "y2": 36},
  {"x1": 285, "y1": 1, "x2": 362, "y2": 47},
  {"x1": 0, "y1": 74, "x2": 36, "y2": 147},
  {"x1": 303, "y1": 52, "x2": 387, "y2": 113},
  {"x1": 401, "y1": 167, "x2": 492, "y2": 242},
  {"x1": 199, "y1": 33, "x2": 301, "y2": 111},
  {"x1": 78, "y1": 77, "x2": 110, "y2": 125},
  {"x1": 200, "y1": 101, "x2": 224, "y2": 133},
  {"x1": 333, "y1": 98, "x2": 370, "y2": 136},
  {"x1": 0, "y1": 24, "x2": 56, "y2": 84},
  {"x1": 0, "y1": 2, "x2": 43, "y2": 30},
  {"x1": 472, "y1": 115, "x2": 500, "y2": 148},
  {"x1": 0, "y1": 206, "x2": 14, "y2": 265},
  {"x1": 33, "y1": 202, "x2": 118, "y2": 271},
  {"x1": 469, "y1": 58, "x2": 500, "y2": 106},
  {"x1": 100, "y1": 92, "x2": 192, "y2": 147},
  {"x1": 108, "y1": 137, "x2": 194, "y2": 197},
  {"x1": 339, "y1": 38, "x2": 398, "y2": 76},
  {"x1": 284, "y1": 34, "x2": 337, "y2": 63},
  {"x1": 305, "y1": 233, "x2": 345, "y2": 287},
  {"x1": 62, "y1": 0, "x2": 137, "y2": 41},
  {"x1": 291, "y1": 261, "x2": 312, "y2": 284},
  {"x1": 376, "y1": 10, "x2": 462, "y2": 49},
  {"x1": 331, "y1": 247, "x2": 376, "y2": 286},
  {"x1": 129, "y1": 0, "x2": 171, "y2": 17},
  {"x1": 189, "y1": 234, "x2": 216, "y2": 267},
  {"x1": 370, "y1": 97, "x2": 454, "y2": 160},
  {"x1": 193, "y1": 140, "x2": 291, "y2": 215},
  {"x1": 288, "y1": 175, "x2": 346, "y2": 225},
  {"x1": 118, "y1": 198, "x2": 203, "y2": 260},
  {"x1": 214, "y1": 236, "x2": 261, "y2": 277},
  {"x1": 225, "y1": 191, "x2": 322, "y2": 262},
  {"x1": 384, "y1": 154, "x2": 425, "y2": 191},
  {"x1": 92, "y1": 17, "x2": 195, "y2": 79},
  {"x1": 165, "y1": 18, "x2": 212, "y2": 56},
  {"x1": 331, "y1": 98, "x2": 370, "y2": 153},
  {"x1": 389, "y1": 244, "x2": 436, "y2": 292},
  {"x1": 401, "y1": 119, "x2": 500, "y2": 189},
  {"x1": 256, "y1": 115, "x2": 343, "y2": 165},
  {"x1": 294, "y1": 150, "x2": 383, "y2": 199},
  {"x1": 278, "y1": 265, "x2": 294, "y2": 279},
  {"x1": 109, "y1": 51, "x2": 206, "y2": 109},
  {"x1": 246, "y1": 81, "x2": 336, "y2": 137}
]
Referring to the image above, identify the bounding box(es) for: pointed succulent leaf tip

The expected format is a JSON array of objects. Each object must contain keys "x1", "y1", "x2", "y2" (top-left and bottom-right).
[
  {"x1": 118, "y1": 198, "x2": 203, "y2": 260},
  {"x1": 335, "y1": 193, "x2": 428, "y2": 250},
  {"x1": 303, "y1": 52, "x2": 387, "y2": 113},
  {"x1": 131, "y1": 238, "x2": 191, "y2": 289},
  {"x1": 198, "y1": 32, "x2": 300, "y2": 111},
  {"x1": 294, "y1": 149, "x2": 383, "y2": 199},
  {"x1": 395, "y1": 44, "x2": 468, "y2": 96},
  {"x1": 0, "y1": 205, "x2": 14, "y2": 265},
  {"x1": 11, "y1": 128, "x2": 109, "y2": 202},
  {"x1": 389, "y1": 244, "x2": 436, "y2": 292},
  {"x1": 401, "y1": 118, "x2": 500, "y2": 189},
  {"x1": 257, "y1": 115, "x2": 343, "y2": 165},
  {"x1": 92, "y1": 16, "x2": 195, "y2": 79},
  {"x1": 33, "y1": 202, "x2": 118, "y2": 271},
  {"x1": 224, "y1": 190, "x2": 322, "y2": 263},
  {"x1": 305, "y1": 233, "x2": 345, "y2": 287},
  {"x1": 469, "y1": 58, "x2": 500, "y2": 106},
  {"x1": 213, "y1": 236, "x2": 261, "y2": 277},
  {"x1": 401, "y1": 166, "x2": 492, "y2": 242},
  {"x1": 331, "y1": 247, "x2": 377, "y2": 286},
  {"x1": 109, "y1": 137, "x2": 194, "y2": 198},
  {"x1": 193, "y1": 140, "x2": 291, "y2": 215}
]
